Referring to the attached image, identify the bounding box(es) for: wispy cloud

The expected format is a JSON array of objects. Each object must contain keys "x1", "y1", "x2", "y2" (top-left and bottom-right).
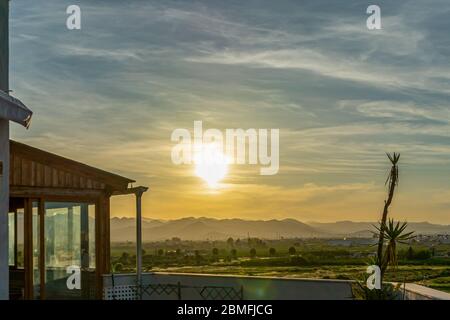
[{"x1": 9, "y1": 0, "x2": 450, "y2": 223}]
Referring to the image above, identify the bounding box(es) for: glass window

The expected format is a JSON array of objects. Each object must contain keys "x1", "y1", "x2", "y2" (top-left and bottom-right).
[
  {"x1": 44, "y1": 202, "x2": 96, "y2": 299},
  {"x1": 17, "y1": 209, "x2": 24, "y2": 268},
  {"x1": 8, "y1": 212, "x2": 15, "y2": 266}
]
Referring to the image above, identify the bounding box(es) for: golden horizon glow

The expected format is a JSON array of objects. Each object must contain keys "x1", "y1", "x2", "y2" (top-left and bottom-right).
[{"x1": 11, "y1": 1, "x2": 450, "y2": 225}]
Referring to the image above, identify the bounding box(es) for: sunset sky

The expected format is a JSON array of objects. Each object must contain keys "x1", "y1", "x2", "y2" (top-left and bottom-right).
[{"x1": 9, "y1": 0, "x2": 450, "y2": 223}]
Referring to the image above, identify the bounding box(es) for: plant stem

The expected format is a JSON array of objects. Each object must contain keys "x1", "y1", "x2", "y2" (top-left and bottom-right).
[{"x1": 377, "y1": 163, "x2": 398, "y2": 282}]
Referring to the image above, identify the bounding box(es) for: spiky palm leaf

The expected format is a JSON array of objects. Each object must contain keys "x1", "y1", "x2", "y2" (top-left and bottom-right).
[
  {"x1": 375, "y1": 219, "x2": 414, "y2": 270},
  {"x1": 383, "y1": 219, "x2": 414, "y2": 243},
  {"x1": 385, "y1": 153, "x2": 400, "y2": 186}
]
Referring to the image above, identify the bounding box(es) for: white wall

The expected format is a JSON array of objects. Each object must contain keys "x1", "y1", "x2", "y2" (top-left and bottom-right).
[
  {"x1": 0, "y1": 0, "x2": 9, "y2": 300},
  {"x1": 403, "y1": 283, "x2": 450, "y2": 300},
  {"x1": 103, "y1": 273, "x2": 450, "y2": 300},
  {"x1": 0, "y1": 119, "x2": 9, "y2": 300},
  {"x1": 104, "y1": 273, "x2": 354, "y2": 300}
]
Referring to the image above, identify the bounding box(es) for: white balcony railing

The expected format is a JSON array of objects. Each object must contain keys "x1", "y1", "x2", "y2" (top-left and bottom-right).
[{"x1": 103, "y1": 272, "x2": 450, "y2": 300}]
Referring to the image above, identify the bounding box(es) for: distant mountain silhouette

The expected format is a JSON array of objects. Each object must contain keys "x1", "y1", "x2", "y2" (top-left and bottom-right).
[
  {"x1": 110, "y1": 217, "x2": 450, "y2": 242},
  {"x1": 110, "y1": 217, "x2": 321, "y2": 241}
]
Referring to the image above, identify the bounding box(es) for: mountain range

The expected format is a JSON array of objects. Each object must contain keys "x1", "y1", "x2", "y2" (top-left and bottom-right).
[{"x1": 110, "y1": 217, "x2": 450, "y2": 242}]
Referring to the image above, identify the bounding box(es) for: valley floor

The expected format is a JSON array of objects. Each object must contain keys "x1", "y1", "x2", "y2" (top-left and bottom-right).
[{"x1": 111, "y1": 239, "x2": 450, "y2": 294}]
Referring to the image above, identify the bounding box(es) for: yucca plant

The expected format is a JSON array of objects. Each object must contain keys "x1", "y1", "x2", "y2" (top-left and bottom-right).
[
  {"x1": 352, "y1": 278, "x2": 401, "y2": 300},
  {"x1": 357, "y1": 153, "x2": 417, "y2": 300},
  {"x1": 352, "y1": 254, "x2": 401, "y2": 300},
  {"x1": 376, "y1": 153, "x2": 400, "y2": 277},
  {"x1": 375, "y1": 219, "x2": 414, "y2": 275}
]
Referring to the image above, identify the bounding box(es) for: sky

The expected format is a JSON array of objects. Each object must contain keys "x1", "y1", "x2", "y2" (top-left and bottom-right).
[{"x1": 8, "y1": 0, "x2": 450, "y2": 223}]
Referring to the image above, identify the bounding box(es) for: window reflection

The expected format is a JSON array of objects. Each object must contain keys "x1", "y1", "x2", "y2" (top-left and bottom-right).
[
  {"x1": 8, "y1": 212, "x2": 15, "y2": 266},
  {"x1": 44, "y1": 202, "x2": 96, "y2": 299}
]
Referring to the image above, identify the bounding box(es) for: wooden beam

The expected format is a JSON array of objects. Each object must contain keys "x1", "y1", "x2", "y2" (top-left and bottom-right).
[
  {"x1": 10, "y1": 186, "x2": 104, "y2": 198},
  {"x1": 13, "y1": 210, "x2": 17, "y2": 268},
  {"x1": 104, "y1": 195, "x2": 111, "y2": 275},
  {"x1": 95, "y1": 191, "x2": 111, "y2": 299},
  {"x1": 39, "y1": 200, "x2": 45, "y2": 300},
  {"x1": 112, "y1": 186, "x2": 149, "y2": 196},
  {"x1": 23, "y1": 199, "x2": 33, "y2": 299}
]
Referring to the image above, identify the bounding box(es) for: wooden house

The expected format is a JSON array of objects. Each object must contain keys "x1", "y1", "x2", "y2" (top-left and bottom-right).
[{"x1": 7, "y1": 140, "x2": 145, "y2": 299}]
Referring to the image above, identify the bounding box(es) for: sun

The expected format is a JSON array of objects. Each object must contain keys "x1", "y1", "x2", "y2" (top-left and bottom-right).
[{"x1": 194, "y1": 143, "x2": 229, "y2": 188}]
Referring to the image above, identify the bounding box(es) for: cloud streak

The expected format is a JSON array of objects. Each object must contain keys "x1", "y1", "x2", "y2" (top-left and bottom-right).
[{"x1": 9, "y1": 0, "x2": 450, "y2": 223}]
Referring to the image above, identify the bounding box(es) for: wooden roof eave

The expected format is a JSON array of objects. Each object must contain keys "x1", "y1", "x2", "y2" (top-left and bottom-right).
[{"x1": 10, "y1": 140, "x2": 135, "y2": 192}]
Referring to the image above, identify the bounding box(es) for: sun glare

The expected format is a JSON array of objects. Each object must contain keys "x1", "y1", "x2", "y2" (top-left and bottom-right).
[{"x1": 194, "y1": 143, "x2": 229, "y2": 188}]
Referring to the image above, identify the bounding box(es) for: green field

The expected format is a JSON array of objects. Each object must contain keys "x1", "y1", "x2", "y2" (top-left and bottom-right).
[{"x1": 110, "y1": 238, "x2": 450, "y2": 293}]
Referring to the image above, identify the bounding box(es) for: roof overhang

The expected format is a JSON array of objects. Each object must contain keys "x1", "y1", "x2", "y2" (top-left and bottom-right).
[
  {"x1": 112, "y1": 186, "x2": 149, "y2": 196},
  {"x1": 10, "y1": 140, "x2": 136, "y2": 192},
  {"x1": 0, "y1": 90, "x2": 32, "y2": 128}
]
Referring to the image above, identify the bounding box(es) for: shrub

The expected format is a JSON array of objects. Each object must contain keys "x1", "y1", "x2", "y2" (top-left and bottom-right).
[{"x1": 290, "y1": 256, "x2": 309, "y2": 266}]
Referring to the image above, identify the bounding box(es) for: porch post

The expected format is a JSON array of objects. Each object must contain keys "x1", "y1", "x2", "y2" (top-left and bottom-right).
[
  {"x1": 0, "y1": 0, "x2": 9, "y2": 300},
  {"x1": 135, "y1": 187, "x2": 148, "y2": 299}
]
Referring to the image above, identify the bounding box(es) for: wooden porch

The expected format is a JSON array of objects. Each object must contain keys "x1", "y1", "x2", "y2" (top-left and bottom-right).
[{"x1": 8, "y1": 140, "x2": 140, "y2": 299}]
